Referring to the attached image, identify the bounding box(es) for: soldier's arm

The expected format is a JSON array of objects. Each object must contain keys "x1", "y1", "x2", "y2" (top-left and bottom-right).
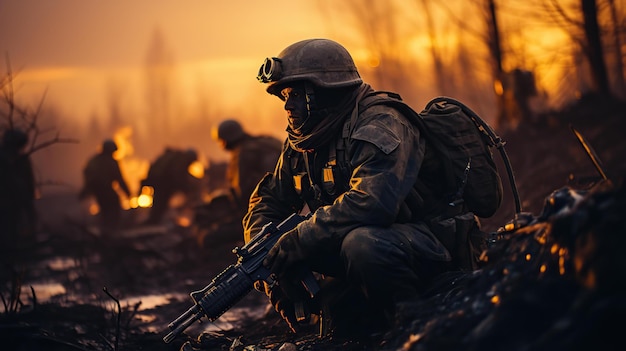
[
  {"x1": 113, "y1": 162, "x2": 131, "y2": 197},
  {"x1": 242, "y1": 148, "x2": 302, "y2": 243}
]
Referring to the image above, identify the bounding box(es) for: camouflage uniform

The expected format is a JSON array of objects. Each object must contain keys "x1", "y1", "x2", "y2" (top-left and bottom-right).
[
  {"x1": 245, "y1": 39, "x2": 451, "y2": 336},
  {"x1": 244, "y1": 90, "x2": 451, "y2": 327}
]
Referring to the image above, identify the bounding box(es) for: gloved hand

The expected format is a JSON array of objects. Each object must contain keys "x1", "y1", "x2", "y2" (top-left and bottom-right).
[
  {"x1": 253, "y1": 280, "x2": 267, "y2": 294},
  {"x1": 259, "y1": 228, "x2": 315, "y2": 333},
  {"x1": 268, "y1": 283, "x2": 298, "y2": 332},
  {"x1": 267, "y1": 278, "x2": 313, "y2": 333},
  {"x1": 263, "y1": 228, "x2": 310, "y2": 279}
]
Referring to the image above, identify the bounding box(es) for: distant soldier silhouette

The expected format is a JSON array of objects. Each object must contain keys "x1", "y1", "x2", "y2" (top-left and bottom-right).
[
  {"x1": 213, "y1": 119, "x2": 283, "y2": 212},
  {"x1": 140, "y1": 147, "x2": 200, "y2": 225},
  {"x1": 79, "y1": 139, "x2": 131, "y2": 232},
  {"x1": 0, "y1": 128, "x2": 38, "y2": 248},
  {"x1": 194, "y1": 119, "x2": 282, "y2": 247}
]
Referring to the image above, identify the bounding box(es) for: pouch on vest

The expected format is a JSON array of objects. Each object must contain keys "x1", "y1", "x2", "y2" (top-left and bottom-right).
[{"x1": 430, "y1": 212, "x2": 487, "y2": 271}]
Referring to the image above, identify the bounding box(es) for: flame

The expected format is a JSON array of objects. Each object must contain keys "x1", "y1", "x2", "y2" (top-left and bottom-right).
[
  {"x1": 188, "y1": 160, "x2": 205, "y2": 179},
  {"x1": 493, "y1": 79, "x2": 504, "y2": 96},
  {"x1": 134, "y1": 186, "x2": 154, "y2": 208},
  {"x1": 89, "y1": 202, "x2": 99, "y2": 215},
  {"x1": 102, "y1": 126, "x2": 207, "y2": 216},
  {"x1": 110, "y1": 126, "x2": 151, "y2": 209},
  {"x1": 176, "y1": 216, "x2": 191, "y2": 227},
  {"x1": 112, "y1": 126, "x2": 134, "y2": 161}
]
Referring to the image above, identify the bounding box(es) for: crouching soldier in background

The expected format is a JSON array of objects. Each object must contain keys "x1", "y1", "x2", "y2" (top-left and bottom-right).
[
  {"x1": 140, "y1": 147, "x2": 202, "y2": 226},
  {"x1": 193, "y1": 119, "x2": 282, "y2": 248}
]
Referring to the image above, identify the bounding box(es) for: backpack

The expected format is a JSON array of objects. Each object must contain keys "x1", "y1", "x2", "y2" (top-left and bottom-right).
[
  {"x1": 418, "y1": 97, "x2": 503, "y2": 218},
  {"x1": 354, "y1": 92, "x2": 522, "y2": 270},
  {"x1": 356, "y1": 92, "x2": 520, "y2": 219}
]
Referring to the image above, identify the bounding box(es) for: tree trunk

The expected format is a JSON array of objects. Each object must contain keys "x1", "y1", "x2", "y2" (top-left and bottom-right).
[
  {"x1": 420, "y1": 0, "x2": 447, "y2": 94},
  {"x1": 486, "y1": 0, "x2": 507, "y2": 129},
  {"x1": 607, "y1": 0, "x2": 625, "y2": 98},
  {"x1": 581, "y1": 0, "x2": 610, "y2": 95}
]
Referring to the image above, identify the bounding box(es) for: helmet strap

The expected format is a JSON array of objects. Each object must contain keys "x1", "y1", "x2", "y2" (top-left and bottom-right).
[{"x1": 304, "y1": 82, "x2": 317, "y2": 120}]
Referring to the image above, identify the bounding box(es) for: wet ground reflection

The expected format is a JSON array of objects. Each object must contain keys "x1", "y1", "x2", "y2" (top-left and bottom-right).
[
  {"x1": 2, "y1": 200, "x2": 258, "y2": 345},
  {"x1": 18, "y1": 282, "x2": 67, "y2": 303}
]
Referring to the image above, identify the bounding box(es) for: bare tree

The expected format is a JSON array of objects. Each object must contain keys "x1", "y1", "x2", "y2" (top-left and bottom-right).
[
  {"x1": 1, "y1": 55, "x2": 78, "y2": 243},
  {"x1": 315, "y1": 0, "x2": 432, "y2": 104},
  {"x1": 582, "y1": 0, "x2": 611, "y2": 94},
  {"x1": 539, "y1": 0, "x2": 618, "y2": 97},
  {"x1": 484, "y1": 0, "x2": 509, "y2": 129},
  {"x1": 607, "y1": 0, "x2": 625, "y2": 96},
  {"x1": 1, "y1": 55, "x2": 77, "y2": 155},
  {"x1": 417, "y1": 0, "x2": 448, "y2": 94}
]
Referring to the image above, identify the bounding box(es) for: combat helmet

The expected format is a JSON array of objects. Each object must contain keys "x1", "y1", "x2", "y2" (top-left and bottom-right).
[
  {"x1": 212, "y1": 119, "x2": 246, "y2": 149},
  {"x1": 257, "y1": 39, "x2": 362, "y2": 96},
  {"x1": 102, "y1": 139, "x2": 118, "y2": 153},
  {"x1": 184, "y1": 148, "x2": 198, "y2": 163}
]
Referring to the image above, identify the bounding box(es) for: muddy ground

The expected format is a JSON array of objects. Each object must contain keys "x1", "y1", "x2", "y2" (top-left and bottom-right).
[{"x1": 1, "y1": 93, "x2": 625, "y2": 351}]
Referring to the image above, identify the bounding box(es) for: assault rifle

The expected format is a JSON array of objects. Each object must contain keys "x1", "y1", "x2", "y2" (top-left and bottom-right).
[{"x1": 163, "y1": 213, "x2": 317, "y2": 344}]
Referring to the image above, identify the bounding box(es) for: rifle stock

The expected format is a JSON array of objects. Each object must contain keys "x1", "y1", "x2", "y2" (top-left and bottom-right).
[{"x1": 163, "y1": 213, "x2": 313, "y2": 343}]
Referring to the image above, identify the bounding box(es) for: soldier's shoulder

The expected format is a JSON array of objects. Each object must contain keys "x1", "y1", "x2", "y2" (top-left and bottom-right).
[
  {"x1": 350, "y1": 106, "x2": 408, "y2": 154},
  {"x1": 246, "y1": 135, "x2": 283, "y2": 149}
]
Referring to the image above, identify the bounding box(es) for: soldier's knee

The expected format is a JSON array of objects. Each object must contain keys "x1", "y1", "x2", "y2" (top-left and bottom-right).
[{"x1": 340, "y1": 227, "x2": 383, "y2": 271}]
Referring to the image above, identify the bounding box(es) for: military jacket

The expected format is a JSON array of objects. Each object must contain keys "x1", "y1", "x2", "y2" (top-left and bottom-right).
[
  {"x1": 82, "y1": 153, "x2": 130, "y2": 197},
  {"x1": 229, "y1": 135, "x2": 283, "y2": 207},
  {"x1": 242, "y1": 103, "x2": 428, "y2": 255}
]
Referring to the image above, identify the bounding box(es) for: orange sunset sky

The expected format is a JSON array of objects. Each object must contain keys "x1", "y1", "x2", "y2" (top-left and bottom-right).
[
  {"x1": 1, "y1": 0, "x2": 340, "y2": 192},
  {"x1": 0, "y1": 0, "x2": 577, "y2": 195},
  {"x1": 0, "y1": 1, "x2": 332, "y2": 130}
]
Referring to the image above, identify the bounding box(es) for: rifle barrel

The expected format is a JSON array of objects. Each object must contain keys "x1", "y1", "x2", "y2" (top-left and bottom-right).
[{"x1": 163, "y1": 304, "x2": 202, "y2": 343}]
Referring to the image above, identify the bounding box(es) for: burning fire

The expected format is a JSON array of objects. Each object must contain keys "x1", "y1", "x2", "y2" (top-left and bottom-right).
[
  {"x1": 109, "y1": 126, "x2": 207, "y2": 220},
  {"x1": 80, "y1": 125, "x2": 209, "y2": 229},
  {"x1": 110, "y1": 126, "x2": 150, "y2": 210},
  {"x1": 132, "y1": 186, "x2": 154, "y2": 208},
  {"x1": 188, "y1": 161, "x2": 205, "y2": 179}
]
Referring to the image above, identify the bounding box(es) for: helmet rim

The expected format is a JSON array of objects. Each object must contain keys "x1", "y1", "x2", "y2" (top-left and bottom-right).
[{"x1": 260, "y1": 39, "x2": 362, "y2": 96}]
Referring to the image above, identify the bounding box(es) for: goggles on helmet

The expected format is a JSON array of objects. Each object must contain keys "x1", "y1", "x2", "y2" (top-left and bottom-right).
[{"x1": 257, "y1": 57, "x2": 283, "y2": 83}]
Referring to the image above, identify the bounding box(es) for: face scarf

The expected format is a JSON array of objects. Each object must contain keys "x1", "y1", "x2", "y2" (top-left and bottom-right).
[{"x1": 287, "y1": 83, "x2": 373, "y2": 152}]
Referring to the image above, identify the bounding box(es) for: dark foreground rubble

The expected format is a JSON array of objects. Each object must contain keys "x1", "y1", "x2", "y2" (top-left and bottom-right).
[
  {"x1": 384, "y1": 180, "x2": 626, "y2": 351},
  {"x1": 184, "y1": 180, "x2": 624, "y2": 351}
]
